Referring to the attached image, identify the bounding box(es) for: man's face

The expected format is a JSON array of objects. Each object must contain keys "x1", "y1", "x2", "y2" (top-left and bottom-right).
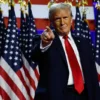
[{"x1": 51, "y1": 8, "x2": 72, "y2": 36}]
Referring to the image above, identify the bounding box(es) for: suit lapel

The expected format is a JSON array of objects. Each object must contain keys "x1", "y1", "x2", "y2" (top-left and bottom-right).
[
  {"x1": 72, "y1": 34, "x2": 81, "y2": 53},
  {"x1": 53, "y1": 32, "x2": 68, "y2": 68},
  {"x1": 72, "y1": 34, "x2": 86, "y2": 71}
]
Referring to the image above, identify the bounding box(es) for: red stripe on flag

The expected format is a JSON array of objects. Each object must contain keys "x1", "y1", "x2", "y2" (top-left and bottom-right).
[
  {"x1": 0, "y1": 87, "x2": 10, "y2": 100},
  {"x1": 16, "y1": 68, "x2": 33, "y2": 100},
  {"x1": 98, "y1": 74, "x2": 100, "y2": 81},
  {"x1": 0, "y1": 66, "x2": 26, "y2": 100},
  {"x1": 34, "y1": 68, "x2": 40, "y2": 81},
  {"x1": 23, "y1": 65, "x2": 36, "y2": 90}
]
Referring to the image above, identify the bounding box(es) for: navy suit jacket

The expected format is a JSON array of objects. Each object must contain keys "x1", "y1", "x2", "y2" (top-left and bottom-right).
[{"x1": 32, "y1": 31, "x2": 100, "y2": 100}]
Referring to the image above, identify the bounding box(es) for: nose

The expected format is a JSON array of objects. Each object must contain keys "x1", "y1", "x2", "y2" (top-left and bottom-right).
[{"x1": 60, "y1": 18, "x2": 64, "y2": 25}]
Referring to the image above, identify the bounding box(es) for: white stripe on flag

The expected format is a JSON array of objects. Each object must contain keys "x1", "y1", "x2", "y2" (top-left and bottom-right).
[
  {"x1": 20, "y1": 68, "x2": 30, "y2": 87},
  {"x1": 95, "y1": 62, "x2": 100, "y2": 74},
  {"x1": 30, "y1": 65, "x2": 39, "y2": 87},
  {"x1": 20, "y1": 67, "x2": 36, "y2": 99},
  {"x1": 0, "y1": 57, "x2": 29, "y2": 100},
  {"x1": 22, "y1": 54, "x2": 39, "y2": 98},
  {"x1": 22, "y1": 54, "x2": 39, "y2": 87},
  {"x1": 30, "y1": 85, "x2": 35, "y2": 99},
  {"x1": 0, "y1": 76, "x2": 19, "y2": 100}
]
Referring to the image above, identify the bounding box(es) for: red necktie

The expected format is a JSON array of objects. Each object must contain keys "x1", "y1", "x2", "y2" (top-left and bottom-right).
[{"x1": 64, "y1": 36, "x2": 84, "y2": 94}]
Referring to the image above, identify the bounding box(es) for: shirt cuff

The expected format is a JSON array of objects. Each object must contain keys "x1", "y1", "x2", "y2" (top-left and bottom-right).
[{"x1": 40, "y1": 40, "x2": 52, "y2": 52}]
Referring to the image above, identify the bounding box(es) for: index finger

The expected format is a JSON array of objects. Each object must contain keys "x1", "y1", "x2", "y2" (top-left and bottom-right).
[{"x1": 46, "y1": 26, "x2": 52, "y2": 32}]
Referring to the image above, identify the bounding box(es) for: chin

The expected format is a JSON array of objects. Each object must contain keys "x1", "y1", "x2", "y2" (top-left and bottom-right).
[{"x1": 59, "y1": 32, "x2": 67, "y2": 36}]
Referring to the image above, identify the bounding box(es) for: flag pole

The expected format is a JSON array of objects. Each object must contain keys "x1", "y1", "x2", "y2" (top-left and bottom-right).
[
  {"x1": 95, "y1": 0, "x2": 100, "y2": 9},
  {"x1": 81, "y1": 0, "x2": 88, "y2": 14},
  {"x1": 64, "y1": 0, "x2": 72, "y2": 6},
  {"x1": 47, "y1": 0, "x2": 55, "y2": 8}
]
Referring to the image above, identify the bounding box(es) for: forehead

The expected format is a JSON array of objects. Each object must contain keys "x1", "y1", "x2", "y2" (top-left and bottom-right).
[{"x1": 52, "y1": 8, "x2": 71, "y2": 17}]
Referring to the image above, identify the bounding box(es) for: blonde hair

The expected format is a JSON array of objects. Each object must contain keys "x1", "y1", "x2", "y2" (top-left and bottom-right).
[{"x1": 49, "y1": 3, "x2": 73, "y2": 20}]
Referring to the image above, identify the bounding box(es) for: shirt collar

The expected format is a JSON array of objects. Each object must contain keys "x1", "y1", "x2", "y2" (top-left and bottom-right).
[
  {"x1": 59, "y1": 32, "x2": 72, "y2": 40},
  {"x1": 67, "y1": 32, "x2": 72, "y2": 39}
]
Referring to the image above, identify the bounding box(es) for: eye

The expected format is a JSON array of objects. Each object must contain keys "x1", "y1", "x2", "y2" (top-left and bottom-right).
[
  {"x1": 63, "y1": 17, "x2": 68, "y2": 19},
  {"x1": 54, "y1": 18, "x2": 60, "y2": 22}
]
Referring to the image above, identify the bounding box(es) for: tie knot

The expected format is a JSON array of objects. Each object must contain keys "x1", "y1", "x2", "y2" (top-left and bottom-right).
[{"x1": 63, "y1": 35, "x2": 68, "y2": 40}]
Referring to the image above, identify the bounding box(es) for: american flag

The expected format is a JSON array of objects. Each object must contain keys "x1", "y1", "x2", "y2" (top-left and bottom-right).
[
  {"x1": 94, "y1": 8, "x2": 100, "y2": 84},
  {"x1": 74, "y1": 3, "x2": 82, "y2": 37},
  {"x1": 0, "y1": 3, "x2": 39, "y2": 99},
  {"x1": 81, "y1": 12, "x2": 94, "y2": 54},
  {"x1": 21, "y1": 1, "x2": 40, "y2": 99},
  {"x1": 0, "y1": 4, "x2": 29, "y2": 99}
]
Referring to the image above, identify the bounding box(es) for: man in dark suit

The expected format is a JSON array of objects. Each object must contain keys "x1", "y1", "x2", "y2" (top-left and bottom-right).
[{"x1": 32, "y1": 3, "x2": 100, "y2": 100}]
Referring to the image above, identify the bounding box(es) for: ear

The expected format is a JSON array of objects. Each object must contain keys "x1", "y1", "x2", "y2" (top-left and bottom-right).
[{"x1": 71, "y1": 19, "x2": 73, "y2": 24}]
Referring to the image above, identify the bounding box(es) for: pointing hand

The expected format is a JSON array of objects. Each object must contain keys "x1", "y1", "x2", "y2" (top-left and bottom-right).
[{"x1": 41, "y1": 26, "x2": 55, "y2": 47}]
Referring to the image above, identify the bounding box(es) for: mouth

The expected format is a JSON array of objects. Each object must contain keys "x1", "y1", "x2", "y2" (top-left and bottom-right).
[
  {"x1": 60, "y1": 26, "x2": 66, "y2": 30},
  {"x1": 60, "y1": 25, "x2": 67, "y2": 29}
]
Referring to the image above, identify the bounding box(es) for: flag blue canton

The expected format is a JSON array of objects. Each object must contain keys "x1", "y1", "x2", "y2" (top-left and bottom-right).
[
  {"x1": 0, "y1": 10, "x2": 6, "y2": 56},
  {"x1": 74, "y1": 6, "x2": 81, "y2": 37},
  {"x1": 81, "y1": 13, "x2": 94, "y2": 54},
  {"x1": 81, "y1": 14, "x2": 91, "y2": 41},
  {"x1": 24, "y1": 2, "x2": 38, "y2": 63},
  {"x1": 3, "y1": 5, "x2": 22, "y2": 71},
  {"x1": 95, "y1": 9, "x2": 100, "y2": 65},
  {"x1": 19, "y1": 10, "x2": 26, "y2": 53}
]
